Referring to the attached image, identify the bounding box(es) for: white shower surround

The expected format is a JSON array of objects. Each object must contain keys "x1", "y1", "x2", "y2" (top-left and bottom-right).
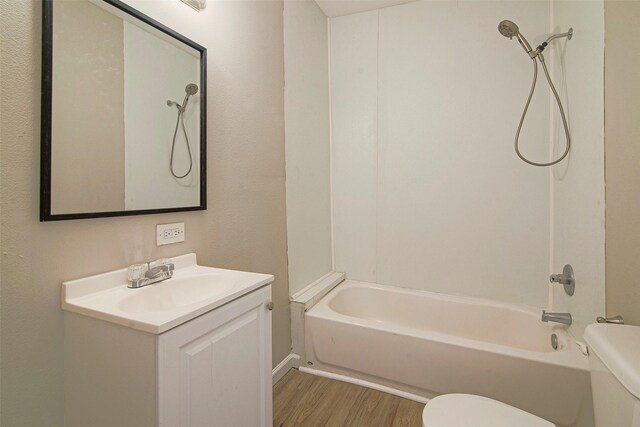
[
  {"x1": 327, "y1": 0, "x2": 605, "y2": 332},
  {"x1": 549, "y1": 0, "x2": 605, "y2": 339},
  {"x1": 331, "y1": 1, "x2": 551, "y2": 305},
  {"x1": 314, "y1": 0, "x2": 416, "y2": 18}
]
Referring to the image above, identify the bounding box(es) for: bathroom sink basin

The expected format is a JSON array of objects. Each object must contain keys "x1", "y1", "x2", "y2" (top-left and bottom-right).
[
  {"x1": 117, "y1": 274, "x2": 237, "y2": 313},
  {"x1": 61, "y1": 253, "x2": 273, "y2": 334}
]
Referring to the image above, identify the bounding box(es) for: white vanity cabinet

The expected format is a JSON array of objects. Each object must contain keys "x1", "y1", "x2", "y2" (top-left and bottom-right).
[
  {"x1": 62, "y1": 254, "x2": 274, "y2": 427},
  {"x1": 159, "y1": 285, "x2": 272, "y2": 427}
]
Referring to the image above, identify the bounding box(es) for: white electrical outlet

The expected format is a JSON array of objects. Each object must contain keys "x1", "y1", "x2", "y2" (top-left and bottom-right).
[{"x1": 157, "y1": 222, "x2": 185, "y2": 246}]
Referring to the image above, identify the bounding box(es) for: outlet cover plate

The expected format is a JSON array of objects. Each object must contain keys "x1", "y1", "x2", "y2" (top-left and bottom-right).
[{"x1": 157, "y1": 223, "x2": 185, "y2": 246}]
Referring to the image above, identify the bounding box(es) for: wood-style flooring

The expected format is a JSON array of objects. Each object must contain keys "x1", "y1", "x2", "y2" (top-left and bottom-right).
[{"x1": 273, "y1": 370, "x2": 424, "y2": 427}]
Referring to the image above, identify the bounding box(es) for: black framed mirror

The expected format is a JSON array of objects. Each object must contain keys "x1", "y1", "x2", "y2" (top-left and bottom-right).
[{"x1": 41, "y1": 0, "x2": 206, "y2": 221}]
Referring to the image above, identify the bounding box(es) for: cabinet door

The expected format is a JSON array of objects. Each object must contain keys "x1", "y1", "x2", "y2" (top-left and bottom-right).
[{"x1": 159, "y1": 285, "x2": 272, "y2": 427}]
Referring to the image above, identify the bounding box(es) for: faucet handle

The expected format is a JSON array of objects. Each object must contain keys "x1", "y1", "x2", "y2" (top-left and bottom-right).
[
  {"x1": 596, "y1": 315, "x2": 624, "y2": 325},
  {"x1": 549, "y1": 264, "x2": 575, "y2": 296},
  {"x1": 127, "y1": 264, "x2": 147, "y2": 284}
]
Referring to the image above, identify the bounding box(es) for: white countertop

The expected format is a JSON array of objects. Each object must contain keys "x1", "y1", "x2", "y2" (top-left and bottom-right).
[{"x1": 62, "y1": 253, "x2": 274, "y2": 334}]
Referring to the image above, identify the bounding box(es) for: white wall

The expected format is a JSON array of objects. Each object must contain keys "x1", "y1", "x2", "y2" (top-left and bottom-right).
[
  {"x1": 331, "y1": 1, "x2": 552, "y2": 306},
  {"x1": 124, "y1": 21, "x2": 201, "y2": 210},
  {"x1": 284, "y1": 0, "x2": 333, "y2": 295},
  {"x1": 550, "y1": 0, "x2": 605, "y2": 337}
]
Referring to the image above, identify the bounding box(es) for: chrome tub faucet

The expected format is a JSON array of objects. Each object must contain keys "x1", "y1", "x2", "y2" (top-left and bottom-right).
[
  {"x1": 541, "y1": 310, "x2": 572, "y2": 326},
  {"x1": 127, "y1": 258, "x2": 175, "y2": 288}
]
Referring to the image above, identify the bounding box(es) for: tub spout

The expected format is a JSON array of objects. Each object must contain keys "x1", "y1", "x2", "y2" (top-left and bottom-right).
[{"x1": 541, "y1": 310, "x2": 572, "y2": 326}]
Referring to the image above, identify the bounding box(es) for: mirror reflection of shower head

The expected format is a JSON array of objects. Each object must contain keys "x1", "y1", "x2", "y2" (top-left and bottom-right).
[
  {"x1": 167, "y1": 83, "x2": 199, "y2": 179},
  {"x1": 167, "y1": 83, "x2": 200, "y2": 112},
  {"x1": 498, "y1": 20, "x2": 519, "y2": 38},
  {"x1": 166, "y1": 99, "x2": 181, "y2": 109},
  {"x1": 185, "y1": 83, "x2": 199, "y2": 96},
  {"x1": 181, "y1": 83, "x2": 199, "y2": 110},
  {"x1": 498, "y1": 20, "x2": 533, "y2": 55}
]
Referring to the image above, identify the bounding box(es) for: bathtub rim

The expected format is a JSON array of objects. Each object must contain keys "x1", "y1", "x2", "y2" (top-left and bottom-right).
[
  {"x1": 322, "y1": 278, "x2": 555, "y2": 318},
  {"x1": 307, "y1": 279, "x2": 589, "y2": 371}
]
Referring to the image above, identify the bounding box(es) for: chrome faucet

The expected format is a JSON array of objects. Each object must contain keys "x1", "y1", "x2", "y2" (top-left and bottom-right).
[
  {"x1": 541, "y1": 310, "x2": 572, "y2": 326},
  {"x1": 127, "y1": 259, "x2": 175, "y2": 289},
  {"x1": 549, "y1": 264, "x2": 575, "y2": 296}
]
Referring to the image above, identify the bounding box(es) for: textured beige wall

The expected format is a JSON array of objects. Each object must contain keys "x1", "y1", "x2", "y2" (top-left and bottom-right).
[
  {"x1": 51, "y1": 0, "x2": 125, "y2": 214},
  {"x1": 0, "y1": 0, "x2": 290, "y2": 425},
  {"x1": 605, "y1": 0, "x2": 640, "y2": 326}
]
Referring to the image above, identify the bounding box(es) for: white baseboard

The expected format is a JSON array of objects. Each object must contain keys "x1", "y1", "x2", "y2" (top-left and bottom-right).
[
  {"x1": 272, "y1": 353, "x2": 301, "y2": 384},
  {"x1": 298, "y1": 366, "x2": 429, "y2": 404}
]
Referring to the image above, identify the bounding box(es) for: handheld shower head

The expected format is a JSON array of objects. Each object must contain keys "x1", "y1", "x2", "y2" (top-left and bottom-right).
[
  {"x1": 185, "y1": 83, "x2": 199, "y2": 96},
  {"x1": 498, "y1": 19, "x2": 533, "y2": 56},
  {"x1": 499, "y1": 22, "x2": 575, "y2": 167},
  {"x1": 498, "y1": 20, "x2": 519, "y2": 39}
]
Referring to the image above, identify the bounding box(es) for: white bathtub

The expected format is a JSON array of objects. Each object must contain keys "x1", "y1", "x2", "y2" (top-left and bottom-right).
[{"x1": 305, "y1": 280, "x2": 593, "y2": 427}]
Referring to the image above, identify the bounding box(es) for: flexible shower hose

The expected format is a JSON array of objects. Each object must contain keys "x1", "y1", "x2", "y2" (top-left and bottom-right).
[
  {"x1": 169, "y1": 106, "x2": 193, "y2": 179},
  {"x1": 515, "y1": 53, "x2": 571, "y2": 167}
]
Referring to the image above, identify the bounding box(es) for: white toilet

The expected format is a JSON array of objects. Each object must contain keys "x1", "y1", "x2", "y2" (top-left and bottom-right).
[
  {"x1": 584, "y1": 323, "x2": 640, "y2": 427},
  {"x1": 422, "y1": 393, "x2": 553, "y2": 427},
  {"x1": 422, "y1": 323, "x2": 640, "y2": 427}
]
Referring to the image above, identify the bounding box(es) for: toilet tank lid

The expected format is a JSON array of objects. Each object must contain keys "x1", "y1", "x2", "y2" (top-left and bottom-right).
[{"x1": 584, "y1": 323, "x2": 640, "y2": 399}]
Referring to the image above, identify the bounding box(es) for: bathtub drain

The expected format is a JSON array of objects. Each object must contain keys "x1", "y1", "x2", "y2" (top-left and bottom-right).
[{"x1": 551, "y1": 333, "x2": 559, "y2": 350}]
